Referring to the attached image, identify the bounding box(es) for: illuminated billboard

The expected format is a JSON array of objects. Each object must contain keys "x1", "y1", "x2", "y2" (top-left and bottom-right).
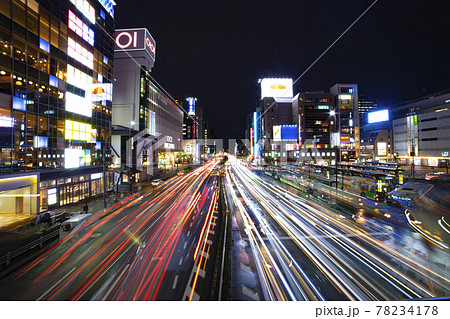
[
  {"x1": 368, "y1": 109, "x2": 389, "y2": 123},
  {"x1": 115, "y1": 28, "x2": 156, "y2": 62},
  {"x1": 91, "y1": 83, "x2": 113, "y2": 102},
  {"x1": 66, "y1": 92, "x2": 92, "y2": 117},
  {"x1": 261, "y1": 78, "x2": 293, "y2": 98},
  {"x1": 187, "y1": 97, "x2": 196, "y2": 116},
  {"x1": 65, "y1": 148, "x2": 84, "y2": 168},
  {"x1": 0, "y1": 116, "x2": 13, "y2": 127},
  {"x1": 33, "y1": 136, "x2": 48, "y2": 148},
  {"x1": 273, "y1": 125, "x2": 297, "y2": 141},
  {"x1": 377, "y1": 142, "x2": 387, "y2": 156},
  {"x1": 67, "y1": 64, "x2": 93, "y2": 91},
  {"x1": 149, "y1": 110, "x2": 156, "y2": 135}
]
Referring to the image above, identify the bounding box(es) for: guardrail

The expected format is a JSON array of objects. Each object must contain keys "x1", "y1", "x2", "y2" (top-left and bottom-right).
[
  {"x1": 0, "y1": 193, "x2": 141, "y2": 269},
  {"x1": 0, "y1": 228, "x2": 60, "y2": 267}
]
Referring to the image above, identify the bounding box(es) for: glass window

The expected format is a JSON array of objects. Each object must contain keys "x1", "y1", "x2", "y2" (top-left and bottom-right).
[
  {"x1": 0, "y1": 0, "x2": 11, "y2": 18},
  {"x1": 27, "y1": 9, "x2": 39, "y2": 34},
  {"x1": 39, "y1": 8, "x2": 50, "y2": 42},
  {"x1": 12, "y1": 0, "x2": 26, "y2": 28}
]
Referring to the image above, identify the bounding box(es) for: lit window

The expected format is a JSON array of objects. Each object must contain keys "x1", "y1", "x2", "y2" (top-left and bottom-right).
[
  {"x1": 70, "y1": 0, "x2": 95, "y2": 24},
  {"x1": 65, "y1": 119, "x2": 93, "y2": 142},
  {"x1": 67, "y1": 37, "x2": 94, "y2": 69},
  {"x1": 68, "y1": 10, "x2": 96, "y2": 47}
]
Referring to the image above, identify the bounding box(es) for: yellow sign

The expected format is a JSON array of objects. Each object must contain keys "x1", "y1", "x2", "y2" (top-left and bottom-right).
[{"x1": 270, "y1": 84, "x2": 287, "y2": 90}]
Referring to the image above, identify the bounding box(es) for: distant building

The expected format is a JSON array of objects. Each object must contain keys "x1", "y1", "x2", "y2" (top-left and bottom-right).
[
  {"x1": 358, "y1": 95, "x2": 378, "y2": 126},
  {"x1": 330, "y1": 84, "x2": 360, "y2": 162},
  {"x1": 261, "y1": 95, "x2": 298, "y2": 163},
  {"x1": 360, "y1": 121, "x2": 393, "y2": 162},
  {"x1": 392, "y1": 89, "x2": 450, "y2": 167},
  {"x1": 295, "y1": 91, "x2": 336, "y2": 163}
]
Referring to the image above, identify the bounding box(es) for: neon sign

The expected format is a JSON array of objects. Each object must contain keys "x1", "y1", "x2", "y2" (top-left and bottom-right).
[{"x1": 187, "y1": 97, "x2": 196, "y2": 115}]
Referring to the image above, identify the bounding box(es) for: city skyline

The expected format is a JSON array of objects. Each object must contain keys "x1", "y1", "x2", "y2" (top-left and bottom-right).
[
  {"x1": 0, "y1": 0, "x2": 449, "y2": 307},
  {"x1": 116, "y1": 0, "x2": 450, "y2": 139}
]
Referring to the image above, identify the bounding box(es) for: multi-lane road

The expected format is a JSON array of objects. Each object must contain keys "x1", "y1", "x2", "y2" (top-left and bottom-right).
[
  {"x1": 0, "y1": 156, "x2": 448, "y2": 301},
  {"x1": 0, "y1": 159, "x2": 222, "y2": 300},
  {"x1": 226, "y1": 157, "x2": 450, "y2": 301}
]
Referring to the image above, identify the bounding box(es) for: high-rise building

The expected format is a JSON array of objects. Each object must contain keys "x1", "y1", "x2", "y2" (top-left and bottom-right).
[
  {"x1": 0, "y1": 0, "x2": 116, "y2": 215},
  {"x1": 112, "y1": 28, "x2": 183, "y2": 183},
  {"x1": 297, "y1": 92, "x2": 335, "y2": 152},
  {"x1": 330, "y1": 84, "x2": 360, "y2": 162}
]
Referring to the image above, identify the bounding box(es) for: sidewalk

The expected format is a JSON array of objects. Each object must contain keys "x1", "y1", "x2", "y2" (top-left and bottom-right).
[
  {"x1": 0, "y1": 179, "x2": 158, "y2": 232},
  {"x1": 0, "y1": 168, "x2": 192, "y2": 232}
]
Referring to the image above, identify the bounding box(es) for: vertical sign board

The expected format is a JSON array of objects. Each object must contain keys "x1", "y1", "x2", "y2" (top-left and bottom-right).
[
  {"x1": 187, "y1": 98, "x2": 196, "y2": 116},
  {"x1": 253, "y1": 111, "x2": 258, "y2": 157},
  {"x1": 115, "y1": 28, "x2": 156, "y2": 62}
]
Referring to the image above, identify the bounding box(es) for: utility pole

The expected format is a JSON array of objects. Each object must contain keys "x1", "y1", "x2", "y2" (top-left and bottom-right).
[{"x1": 103, "y1": 146, "x2": 107, "y2": 208}]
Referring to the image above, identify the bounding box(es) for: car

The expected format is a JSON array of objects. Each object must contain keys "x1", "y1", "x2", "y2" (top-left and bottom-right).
[
  {"x1": 177, "y1": 171, "x2": 185, "y2": 176},
  {"x1": 151, "y1": 179, "x2": 162, "y2": 186}
]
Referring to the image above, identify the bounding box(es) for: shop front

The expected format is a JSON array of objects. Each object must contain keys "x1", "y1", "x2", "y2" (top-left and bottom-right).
[
  {"x1": 39, "y1": 171, "x2": 113, "y2": 213},
  {"x1": 0, "y1": 173, "x2": 39, "y2": 215}
]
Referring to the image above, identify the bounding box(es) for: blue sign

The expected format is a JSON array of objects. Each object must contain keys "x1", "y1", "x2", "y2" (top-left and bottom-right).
[
  {"x1": 188, "y1": 98, "x2": 196, "y2": 115},
  {"x1": 280, "y1": 126, "x2": 297, "y2": 140},
  {"x1": 98, "y1": 0, "x2": 116, "y2": 18}
]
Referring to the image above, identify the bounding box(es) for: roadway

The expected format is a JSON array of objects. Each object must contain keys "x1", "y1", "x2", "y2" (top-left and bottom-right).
[
  {"x1": 225, "y1": 157, "x2": 450, "y2": 300},
  {"x1": 0, "y1": 159, "x2": 222, "y2": 301}
]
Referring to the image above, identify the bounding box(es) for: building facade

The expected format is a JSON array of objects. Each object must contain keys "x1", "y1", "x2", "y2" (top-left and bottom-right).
[
  {"x1": 330, "y1": 84, "x2": 360, "y2": 162},
  {"x1": 0, "y1": 0, "x2": 116, "y2": 215},
  {"x1": 358, "y1": 95, "x2": 378, "y2": 126},
  {"x1": 112, "y1": 28, "x2": 182, "y2": 183},
  {"x1": 295, "y1": 91, "x2": 336, "y2": 163},
  {"x1": 392, "y1": 89, "x2": 450, "y2": 167}
]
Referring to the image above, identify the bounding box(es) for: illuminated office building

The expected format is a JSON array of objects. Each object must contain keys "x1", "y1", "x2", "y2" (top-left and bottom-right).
[
  {"x1": 295, "y1": 91, "x2": 336, "y2": 163},
  {"x1": 330, "y1": 84, "x2": 360, "y2": 162},
  {"x1": 0, "y1": 0, "x2": 116, "y2": 215}
]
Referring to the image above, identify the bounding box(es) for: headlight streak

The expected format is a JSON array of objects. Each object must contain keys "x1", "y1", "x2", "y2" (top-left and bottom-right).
[
  {"x1": 232, "y1": 165, "x2": 363, "y2": 300},
  {"x1": 405, "y1": 211, "x2": 448, "y2": 249},
  {"x1": 271, "y1": 195, "x2": 429, "y2": 299},
  {"x1": 229, "y1": 168, "x2": 318, "y2": 301},
  {"x1": 229, "y1": 161, "x2": 449, "y2": 300}
]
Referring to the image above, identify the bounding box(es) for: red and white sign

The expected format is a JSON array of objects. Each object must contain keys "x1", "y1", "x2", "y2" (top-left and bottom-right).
[{"x1": 115, "y1": 28, "x2": 156, "y2": 61}]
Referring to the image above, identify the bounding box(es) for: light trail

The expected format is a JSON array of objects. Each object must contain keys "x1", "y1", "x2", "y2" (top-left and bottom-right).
[{"x1": 225, "y1": 157, "x2": 450, "y2": 300}]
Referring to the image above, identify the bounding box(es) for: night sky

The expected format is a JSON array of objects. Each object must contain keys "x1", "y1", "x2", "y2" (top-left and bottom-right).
[{"x1": 115, "y1": 0, "x2": 450, "y2": 139}]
